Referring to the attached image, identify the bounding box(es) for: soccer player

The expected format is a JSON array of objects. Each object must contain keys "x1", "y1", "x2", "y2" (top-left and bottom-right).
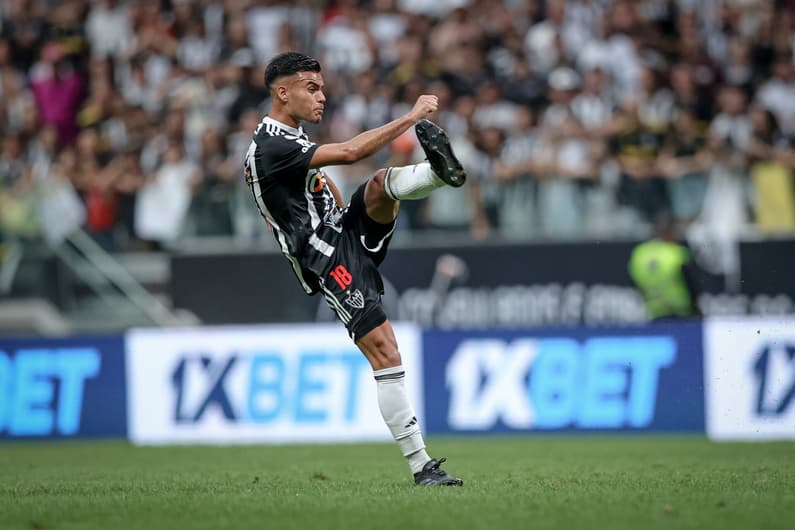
[{"x1": 244, "y1": 52, "x2": 465, "y2": 486}]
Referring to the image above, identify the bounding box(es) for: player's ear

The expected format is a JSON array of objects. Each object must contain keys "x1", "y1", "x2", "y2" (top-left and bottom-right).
[{"x1": 276, "y1": 83, "x2": 289, "y2": 104}]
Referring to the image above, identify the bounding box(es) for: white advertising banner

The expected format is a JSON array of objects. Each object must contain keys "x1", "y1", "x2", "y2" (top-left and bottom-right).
[
  {"x1": 704, "y1": 317, "x2": 795, "y2": 440},
  {"x1": 126, "y1": 323, "x2": 423, "y2": 444}
]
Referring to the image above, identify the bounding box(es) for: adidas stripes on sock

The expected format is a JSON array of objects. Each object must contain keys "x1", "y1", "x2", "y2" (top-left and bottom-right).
[{"x1": 373, "y1": 365, "x2": 431, "y2": 474}]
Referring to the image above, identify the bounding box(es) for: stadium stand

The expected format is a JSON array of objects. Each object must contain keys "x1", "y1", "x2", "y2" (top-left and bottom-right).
[{"x1": 1, "y1": 0, "x2": 794, "y2": 330}]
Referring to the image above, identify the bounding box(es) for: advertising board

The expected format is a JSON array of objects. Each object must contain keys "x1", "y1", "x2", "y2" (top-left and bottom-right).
[
  {"x1": 705, "y1": 317, "x2": 795, "y2": 440},
  {"x1": 0, "y1": 336, "x2": 127, "y2": 438},
  {"x1": 126, "y1": 324, "x2": 423, "y2": 444},
  {"x1": 422, "y1": 323, "x2": 704, "y2": 434}
]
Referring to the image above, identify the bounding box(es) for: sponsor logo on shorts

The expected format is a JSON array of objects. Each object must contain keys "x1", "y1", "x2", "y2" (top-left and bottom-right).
[{"x1": 344, "y1": 289, "x2": 365, "y2": 309}]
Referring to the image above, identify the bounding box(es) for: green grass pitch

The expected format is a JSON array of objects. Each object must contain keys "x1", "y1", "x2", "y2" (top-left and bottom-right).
[{"x1": 1, "y1": 436, "x2": 793, "y2": 530}]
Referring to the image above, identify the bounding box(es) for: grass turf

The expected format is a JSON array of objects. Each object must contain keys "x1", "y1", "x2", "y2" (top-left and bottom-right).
[{"x1": 1, "y1": 437, "x2": 793, "y2": 530}]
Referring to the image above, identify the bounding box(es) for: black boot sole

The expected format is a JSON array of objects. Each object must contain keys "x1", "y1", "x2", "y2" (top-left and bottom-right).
[{"x1": 415, "y1": 119, "x2": 467, "y2": 188}]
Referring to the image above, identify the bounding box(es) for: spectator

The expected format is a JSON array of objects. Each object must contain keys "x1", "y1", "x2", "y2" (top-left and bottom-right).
[
  {"x1": 369, "y1": 0, "x2": 407, "y2": 65},
  {"x1": 611, "y1": 98, "x2": 670, "y2": 225},
  {"x1": 525, "y1": 0, "x2": 577, "y2": 75},
  {"x1": 72, "y1": 128, "x2": 119, "y2": 250},
  {"x1": 29, "y1": 42, "x2": 84, "y2": 146},
  {"x1": 756, "y1": 55, "x2": 795, "y2": 137},
  {"x1": 189, "y1": 127, "x2": 235, "y2": 236},
  {"x1": 219, "y1": 12, "x2": 252, "y2": 62},
  {"x1": 471, "y1": 80, "x2": 519, "y2": 133},
  {"x1": 493, "y1": 106, "x2": 547, "y2": 239},
  {"x1": 227, "y1": 49, "x2": 267, "y2": 125},
  {"x1": 0, "y1": 132, "x2": 36, "y2": 239},
  {"x1": 0, "y1": 132, "x2": 27, "y2": 193},
  {"x1": 3, "y1": 0, "x2": 46, "y2": 73},
  {"x1": 135, "y1": 140, "x2": 199, "y2": 249},
  {"x1": 708, "y1": 84, "x2": 752, "y2": 173},
  {"x1": 499, "y1": 54, "x2": 546, "y2": 108},
  {"x1": 669, "y1": 62, "x2": 713, "y2": 123},
  {"x1": 245, "y1": 0, "x2": 291, "y2": 63},
  {"x1": 0, "y1": 36, "x2": 32, "y2": 132},
  {"x1": 174, "y1": 5, "x2": 220, "y2": 75},
  {"x1": 538, "y1": 66, "x2": 599, "y2": 238},
  {"x1": 35, "y1": 145, "x2": 86, "y2": 246},
  {"x1": 603, "y1": 1, "x2": 644, "y2": 102},
  {"x1": 571, "y1": 67, "x2": 614, "y2": 136},
  {"x1": 317, "y1": 4, "x2": 375, "y2": 75},
  {"x1": 85, "y1": 0, "x2": 134, "y2": 59},
  {"x1": 658, "y1": 108, "x2": 711, "y2": 223},
  {"x1": 746, "y1": 106, "x2": 795, "y2": 234},
  {"x1": 689, "y1": 84, "x2": 754, "y2": 283},
  {"x1": 723, "y1": 36, "x2": 755, "y2": 89},
  {"x1": 430, "y1": 6, "x2": 482, "y2": 66}
]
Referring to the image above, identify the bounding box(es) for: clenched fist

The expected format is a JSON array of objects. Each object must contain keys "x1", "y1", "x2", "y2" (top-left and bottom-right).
[{"x1": 409, "y1": 95, "x2": 439, "y2": 121}]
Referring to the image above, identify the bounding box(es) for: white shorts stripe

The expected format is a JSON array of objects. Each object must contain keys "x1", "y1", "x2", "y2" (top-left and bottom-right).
[
  {"x1": 359, "y1": 222, "x2": 396, "y2": 254},
  {"x1": 324, "y1": 294, "x2": 350, "y2": 324},
  {"x1": 319, "y1": 283, "x2": 353, "y2": 322}
]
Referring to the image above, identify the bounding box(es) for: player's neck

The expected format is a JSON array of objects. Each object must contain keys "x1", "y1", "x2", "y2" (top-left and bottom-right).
[{"x1": 267, "y1": 108, "x2": 301, "y2": 130}]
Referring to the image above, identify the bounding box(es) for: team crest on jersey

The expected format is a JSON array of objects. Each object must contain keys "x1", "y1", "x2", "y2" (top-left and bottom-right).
[{"x1": 344, "y1": 289, "x2": 365, "y2": 309}]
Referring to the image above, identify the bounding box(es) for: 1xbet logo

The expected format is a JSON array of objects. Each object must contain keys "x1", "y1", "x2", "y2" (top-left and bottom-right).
[
  {"x1": 446, "y1": 337, "x2": 676, "y2": 430},
  {"x1": 0, "y1": 349, "x2": 101, "y2": 435},
  {"x1": 170, "y1": 351, "x2": 370, "y2": 424},
  {"x1": 753, "y1": 343, "x2": 795, "y2": 416}
]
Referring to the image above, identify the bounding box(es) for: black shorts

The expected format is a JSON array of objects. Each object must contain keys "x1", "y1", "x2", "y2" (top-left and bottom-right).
[{"x1": 301, "y1": 182, "x2": 396, "y2": 341}]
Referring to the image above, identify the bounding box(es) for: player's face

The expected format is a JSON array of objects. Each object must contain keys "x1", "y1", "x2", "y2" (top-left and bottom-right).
[{"x1": 288, "y1": 72, "x2": 326, "y2": 124}]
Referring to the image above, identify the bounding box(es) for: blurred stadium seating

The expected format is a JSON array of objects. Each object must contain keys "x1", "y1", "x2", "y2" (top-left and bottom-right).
[{"x1": 1, "y1": 0, "x2": 794, "y2": 333}]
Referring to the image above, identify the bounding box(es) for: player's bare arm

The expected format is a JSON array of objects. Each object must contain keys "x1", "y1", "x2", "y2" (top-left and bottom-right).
[
  {"x1": 323, "y1": 172, "x2": 345, "y2": 208},
  {"x1": 309, "y1": 95, "x2": 439, "y2": 168}
]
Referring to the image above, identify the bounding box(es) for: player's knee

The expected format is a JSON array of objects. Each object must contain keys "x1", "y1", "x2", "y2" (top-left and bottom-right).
[
  {"x1": 368, "y1": 335, "x2": 402, "y2": 369},
  {"x1": 365, "y1": 169, "x2": 399, "y2": 222},
  {"x1": 376, "y1": 348, "x2": 402, "y2": 369},
  {"x1": 372, "y1": 168, "x2": 388, "y2": 185},
  {"x1": 368, "y1": 169, "x2": 389, "y2": 199}
]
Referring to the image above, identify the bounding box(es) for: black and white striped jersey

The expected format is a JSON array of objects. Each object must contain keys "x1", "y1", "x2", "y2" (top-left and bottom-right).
[{"x1": 244, "y1": 116, "x2": 341, "y2": 294}]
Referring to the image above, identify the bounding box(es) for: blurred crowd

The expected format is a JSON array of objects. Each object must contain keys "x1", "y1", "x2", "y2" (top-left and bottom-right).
[{"x1": 1, "y1": 0, "x2": 795, "y2": 254}]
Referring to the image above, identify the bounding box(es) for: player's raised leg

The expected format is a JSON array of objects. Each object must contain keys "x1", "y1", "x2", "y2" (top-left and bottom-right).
[
  {"x1": 356, "y1": 320, "x2": 464, "y2": 486},
  {"x1": 378, "y1": 119, "x2": 467, "y2": 202}
]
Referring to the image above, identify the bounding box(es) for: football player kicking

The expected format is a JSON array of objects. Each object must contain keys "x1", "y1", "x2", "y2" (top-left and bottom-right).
[{"x1": 244, "y1": 52, "x2": 466, "y2": 485}]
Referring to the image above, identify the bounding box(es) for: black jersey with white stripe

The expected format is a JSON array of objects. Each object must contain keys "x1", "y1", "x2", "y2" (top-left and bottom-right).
[{"x1": 245, "y1": 116, "x2": 339, "y2": 294}]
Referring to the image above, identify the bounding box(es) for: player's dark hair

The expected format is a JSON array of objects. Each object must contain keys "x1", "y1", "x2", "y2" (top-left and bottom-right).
[{"x1": 264, "y1": 52, "x2": 321, "y2": 92}]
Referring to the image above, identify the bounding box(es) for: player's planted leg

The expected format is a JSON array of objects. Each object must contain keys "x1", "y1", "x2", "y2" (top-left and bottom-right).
[{"x1": 357, "y1": 321, "x2": 464, "y2": 486}]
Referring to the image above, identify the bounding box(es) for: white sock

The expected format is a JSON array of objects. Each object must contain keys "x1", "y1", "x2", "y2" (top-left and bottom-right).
[
  {"x1": 383, "y1": 162, "x2": 444, "y2": 200},
  {"x1": 373, "y1": 365, "x2": 432, "y2": 474}
]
